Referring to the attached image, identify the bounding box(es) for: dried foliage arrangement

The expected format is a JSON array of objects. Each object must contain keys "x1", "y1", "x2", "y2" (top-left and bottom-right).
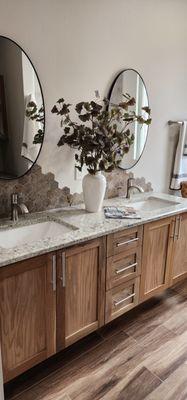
[{"x1": 52, "y1": 95, "x2": 151, "y2": 175}]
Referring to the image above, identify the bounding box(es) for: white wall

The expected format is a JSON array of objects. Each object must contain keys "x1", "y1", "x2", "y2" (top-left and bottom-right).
[{"x1": 0, "y1": 0, "x2": 186, "y2": 193}]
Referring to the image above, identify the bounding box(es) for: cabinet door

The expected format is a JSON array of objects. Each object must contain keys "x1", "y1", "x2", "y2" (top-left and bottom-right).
[
  {"x1": 171, "y1": 213, "x2": 187, "y2": 284},
  {"x1": 0, "y1": 253, "x2": 56, "y2": 382},
  {"x1": 140, "y1": 217, "x2": 174, "y2": 302},
  {"x1": 56, "y1": 238, "x2": 106, "y2": 350}
]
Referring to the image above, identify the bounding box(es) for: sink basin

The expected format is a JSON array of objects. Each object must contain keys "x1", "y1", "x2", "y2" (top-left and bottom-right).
[
  {"x1": 0, "y1": 221, "x2": 74, "y2": 249},
  {"x1": 127, "y1": 196, "x2": 180, "y2": 212}
]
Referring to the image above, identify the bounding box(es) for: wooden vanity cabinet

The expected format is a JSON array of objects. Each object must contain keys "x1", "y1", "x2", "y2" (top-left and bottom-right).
[
  {"x1": 0, "y1": 253, "x2": 56, "y2": 383},
  {"x1": 2, "y1": 212, "x2": 187, "y2": 383},
  {"x1": 140, "y1": 217, "x2": 174, "y2": 301},
  {"x1": 56, "y1": 237, "x2": 106, "y2": 350},
  {"x1": 140, "y1": 213, "x2": 187, "y2": 302},
  {"x1": 171, "y1": 213, "x2": 187, "y2": 284}
]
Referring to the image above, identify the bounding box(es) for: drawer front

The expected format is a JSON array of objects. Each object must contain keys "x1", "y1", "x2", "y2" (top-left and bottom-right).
[
  {"x1": 107, "y1": 226, "x2": 143, "y2": 257},
  {"x1": 106, "y1": 247, "x2": 141, "y2": 290},
  {"x1": 105, "y1": 277, "x2": 140, "y2": 323}
]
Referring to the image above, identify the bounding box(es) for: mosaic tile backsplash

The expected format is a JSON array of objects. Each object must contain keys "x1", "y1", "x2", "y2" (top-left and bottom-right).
[{"x1": 0, "y1": 165, "x2": 152, "y2": 218}]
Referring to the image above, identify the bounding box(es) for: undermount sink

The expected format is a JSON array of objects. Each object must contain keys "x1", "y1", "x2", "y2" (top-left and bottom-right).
[
  {"x1": 0, "y1": 221, "x2": 74, "y2": 249},
  {"x1": 127, "y1": 196, "x2": 180, "y2": 212}
]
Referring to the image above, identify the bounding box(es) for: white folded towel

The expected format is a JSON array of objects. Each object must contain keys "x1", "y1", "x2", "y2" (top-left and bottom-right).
[
  {"x1": 21, "y1": 94, "x2": 41, "y2": 163},
  {"x1": 170, "y1": 121, "x2": 187, "y2": 190}
]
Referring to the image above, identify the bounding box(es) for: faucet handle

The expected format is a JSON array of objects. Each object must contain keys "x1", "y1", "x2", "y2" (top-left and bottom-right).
[
  {"x1": 127, "y1": 177, "x2": 134, "y2": 186},
  {"x1": 11, "y1": 193, "x2": 18, "y2": 204}
]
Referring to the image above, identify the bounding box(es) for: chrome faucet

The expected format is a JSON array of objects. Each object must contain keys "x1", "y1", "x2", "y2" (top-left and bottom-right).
[
  {"x1": 11, "y1": 193, "x2": 29, "y2": 222},
  {"x1": 126, "y1": 178, "x2": 144, "y2": 199}
]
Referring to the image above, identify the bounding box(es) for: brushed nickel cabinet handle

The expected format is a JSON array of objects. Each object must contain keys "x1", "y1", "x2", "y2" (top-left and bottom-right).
[
  {"x1": 52, "y1": 254, "x2": 57, "y2": 292},
  {"x1": 116, "y1": 237, "x2": 139, "y2": 247},
  {"x1": 60, "y1": 252, "x2": 66, "y2": 287},
  {"x1": 114, "y1": 293, "x2": 135, "y2": 307},
  {"x1": 170, "y1": 219, "x2": 176, "y2": 239},
  {"x1": 115, "y1": 262, "x2": 137, "y2": 275},
  {"x1": 174, "y1": 216, "x2": 181, "y2": 240},
  {"x1": 177, "y1": 216, "x2": 181, "y2": 240}
]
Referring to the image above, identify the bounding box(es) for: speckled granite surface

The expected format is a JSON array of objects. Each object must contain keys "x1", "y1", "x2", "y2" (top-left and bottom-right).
[{"x1": 0, "y1": 192, "x2": 187, "y2": 268}]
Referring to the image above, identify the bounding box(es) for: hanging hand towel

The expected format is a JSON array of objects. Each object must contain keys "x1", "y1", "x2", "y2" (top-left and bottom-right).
[
  {"x1": 21, "y1": 94, "x2": 41, "y2": 163},
  {"x1": 170, "y1": 121, "x2": 187, "y2": 190}
]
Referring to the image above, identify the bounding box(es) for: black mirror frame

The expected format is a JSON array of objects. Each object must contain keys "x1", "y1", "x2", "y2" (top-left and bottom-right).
[
  {"x1": 108, "y1": 68, "x2": 150, "y2": 171},
  {"x1": 0, "y1": 35, "x2": 45, "y2": 181}
]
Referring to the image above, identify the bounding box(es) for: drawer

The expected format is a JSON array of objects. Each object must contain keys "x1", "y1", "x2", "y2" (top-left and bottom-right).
[
  {"x1": 107, "y1": 226, "x2": 143, "y2": 257},
  {"x1": 106, "y1": 247, "x2": 141, "y2": 290},
  {"x1": 105, "y1": 277, "x2": 140, "y2": 323}
]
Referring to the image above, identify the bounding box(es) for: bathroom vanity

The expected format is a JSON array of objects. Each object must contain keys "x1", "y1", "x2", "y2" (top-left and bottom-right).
[{"x1": 0, "y1": 193, "x2": 187, "y2": 383}]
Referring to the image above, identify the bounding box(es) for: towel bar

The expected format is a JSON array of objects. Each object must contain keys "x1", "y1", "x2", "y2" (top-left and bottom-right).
[{"x1": 168, "y1": 120, "x2": 183, "y2": 125}]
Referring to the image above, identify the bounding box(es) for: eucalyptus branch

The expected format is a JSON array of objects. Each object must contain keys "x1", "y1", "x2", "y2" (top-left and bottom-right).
[{"x1": 51, "y1": 96, "x2": 151, "y2": 175}]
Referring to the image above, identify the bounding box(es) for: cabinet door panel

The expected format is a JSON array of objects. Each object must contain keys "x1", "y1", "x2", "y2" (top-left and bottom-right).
[
  {"x1": 0, "y1": 254, "x2": 56, "y2": 382},
  {"x1": 57, "y1": 238, "x2": 106, "y2": 350},
  {"x1": 140, "y1": 218, "x2": 173, "y2": 301},
  {"x1": 66, "y1": 246, "x2": 98, "y2": 338},
  {"x1": 172, "y1": 213, "x2": 187, "y2": 284}
]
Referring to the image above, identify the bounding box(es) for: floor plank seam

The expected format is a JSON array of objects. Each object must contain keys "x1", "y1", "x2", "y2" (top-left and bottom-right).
[
  {"x1": 6, "y1": 335, "x2": 106, "y2": 400},
  {"x1": 144, "y1": 366, "x2": 164, "y2": 384},
  {"x1": 6, "y1": 279, "x2": 187, "y2": 400}
]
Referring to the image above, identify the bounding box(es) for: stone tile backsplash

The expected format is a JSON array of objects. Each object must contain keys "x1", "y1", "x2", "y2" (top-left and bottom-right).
[{"x1": 0, "y1": 165, "x2": 152, "y2": 218}]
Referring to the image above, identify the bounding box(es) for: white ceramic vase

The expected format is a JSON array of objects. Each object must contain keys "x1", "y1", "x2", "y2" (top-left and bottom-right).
[{"x1": 82, "y1": 172, "x2": 106, "y2": 212}]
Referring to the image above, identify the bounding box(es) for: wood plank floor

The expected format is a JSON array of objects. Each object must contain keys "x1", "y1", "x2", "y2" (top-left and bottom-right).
[{"x1": 4, "y1": 279, "x2": 187, "y2": 400}]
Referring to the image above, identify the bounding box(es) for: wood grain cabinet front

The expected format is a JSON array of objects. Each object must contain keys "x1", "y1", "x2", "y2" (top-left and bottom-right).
[
  {"x1": 140, "y1": 217, "x2": 174, "y2": 301},
  {"x1": 106, "y1": 247, "x2": 141, "y2": 290},
  {"x1": 2, "y1": 213, "x2": 187, "y2": 383},
  {"x1": 56, "y1": 237, "x2": 106, "y2": 350},
  {"x1": 105, "y1": 277, "x2": 140, "y2": 323},
  {"x1": 171, "y1": 213, "x2": 187, "y2": 284},
  {"x1": 107, "y1": 226, "x2": 143, "y2": 257},
  {"x1": 0, "y1": 253, "x2": 56, "y2": 383}
]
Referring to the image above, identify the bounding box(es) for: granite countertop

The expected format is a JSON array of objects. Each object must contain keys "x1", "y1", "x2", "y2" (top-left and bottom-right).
[{"x1": 0, "y1": 192, "x2": 187, "y2": 268}]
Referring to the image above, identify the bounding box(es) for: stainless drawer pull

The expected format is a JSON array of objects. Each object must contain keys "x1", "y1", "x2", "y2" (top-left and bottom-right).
[
  {"x1": 175, "y1": 216, "x2": 181, "y2": 240},
  {"x1": 59, "y1": 252, "x2": 66, "y2": 287},
  {"x1": 115, "y1": 262, "x2": 137, "y2": 275},
  {"x1": 52, "y1": 254, "x2": 56, "y2": 292},
  {"x1": 116, "y1": 237, "x2": 139, "y2": 247},
  {"x1": 114, "y1": 293, "x2": 135, "y2": 307},
  {"x1": 170, "y1": 219, "x2": 176, "y2": 239},
  {"x1": 178, "y1": 216, "x2": 181, "y2": 239}
]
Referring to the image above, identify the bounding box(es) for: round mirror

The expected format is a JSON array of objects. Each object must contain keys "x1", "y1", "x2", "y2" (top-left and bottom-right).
[
  {"x1": 0, "y1": 36, "x2": 45, "y2": 179},
  {"x1": 108, "y1": 69, "x2": 149, "y2": 170}
]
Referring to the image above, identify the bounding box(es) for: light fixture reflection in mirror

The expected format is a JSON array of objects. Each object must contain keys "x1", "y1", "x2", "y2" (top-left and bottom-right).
[
  {"x1": 0, "y1": 36, "x2": 45, "y2": 180},
  {"x1": 108, "y1": 69, "x2": 149, "y2": 170}
]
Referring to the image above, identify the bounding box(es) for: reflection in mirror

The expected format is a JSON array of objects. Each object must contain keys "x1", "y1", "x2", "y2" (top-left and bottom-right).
[
  {"x1": 0, "y1": 36, "x2": 44, "y2": 179},
  {"x1": 109, "y1": 69, "x2": 149, "y2": 170}
]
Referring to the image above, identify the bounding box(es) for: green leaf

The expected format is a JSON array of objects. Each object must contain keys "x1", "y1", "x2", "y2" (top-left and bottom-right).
[
  {"x1": 51, "y1": 105, "x2": 58, "y2": 114},
  {"x1": 84, "y1": 102, "x2": 91, "y2": 112},
  {"x1": 75, "y1": 102, "x2": 84, "y2": 114},
  {"x1": 60, "y1": 104, "x2": 71, "y2": 115},
  {"x1": 79, "y1": 113, "x2": 91, "y2": 122},
  {"x1": 64, "y1": 127, "x2": 70, "y2": 134},
  {"x1": 57, "y1": 98, "x2": 64, "y2": 104}
]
